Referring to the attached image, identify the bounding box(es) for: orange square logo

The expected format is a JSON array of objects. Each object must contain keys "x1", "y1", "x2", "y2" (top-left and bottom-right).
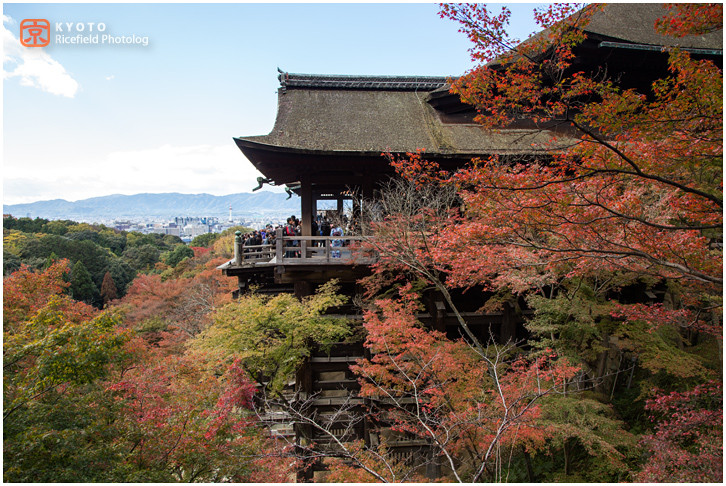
[{"x1": 20, "y1": 19, "x2": 50, "y2": 47}]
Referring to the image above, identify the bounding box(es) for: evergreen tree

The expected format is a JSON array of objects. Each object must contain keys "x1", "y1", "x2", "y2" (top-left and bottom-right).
[
  {"x1": 100, "y1": 271, "x2": 118, "y2": 306},
  {"x1": 43, "y1": 252, "x2": 59, "y2": 269},
  {"x1": 70, "y1": 260, "x2": 98, "y2": 305}
]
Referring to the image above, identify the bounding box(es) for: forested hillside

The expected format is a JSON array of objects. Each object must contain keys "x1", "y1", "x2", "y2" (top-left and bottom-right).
[
  {"x1": 3, "y1": 216, "x2": 296, "y2": 481},
  {"x1": 6, "y1": 216, "x2": 194, "y2": 308}
]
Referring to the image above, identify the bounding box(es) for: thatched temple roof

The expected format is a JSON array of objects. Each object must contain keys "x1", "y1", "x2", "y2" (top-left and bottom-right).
[
  {"x1": 235, "y1": 74, "x2": 565, "y2": 158},
  {"x1": 233, "y1": 4, "x2": 722, "y2": 186}
]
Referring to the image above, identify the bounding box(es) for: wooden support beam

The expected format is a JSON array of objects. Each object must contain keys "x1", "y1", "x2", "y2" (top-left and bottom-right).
[{"x1": 301, "y1": 175, "x2": 313, "y2": 237}]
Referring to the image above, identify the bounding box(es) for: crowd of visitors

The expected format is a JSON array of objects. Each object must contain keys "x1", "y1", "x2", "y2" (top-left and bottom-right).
[{"x1": 238, "y1": 212, "x2": 351, "y2": 260}]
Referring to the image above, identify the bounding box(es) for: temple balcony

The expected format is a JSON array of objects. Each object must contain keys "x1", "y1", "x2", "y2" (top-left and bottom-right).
[{"x1": 217, "y1": 227, "x2": 375, "y2": 294}]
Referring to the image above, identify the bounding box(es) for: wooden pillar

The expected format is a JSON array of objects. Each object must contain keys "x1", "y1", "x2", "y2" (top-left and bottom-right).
[
  {"x1": 425, "y1": 447, "x2": 442, "y2": 480},
  {"x1": 337, "y1": 194, "x2": 344, "y2": 214},
  {"x1": 362, "y1": 174, "x2": 374, "y2": 200},
  {"x1": 275, "y1": 227, "x2": 284, "y2": 262},
  {"x1": 428, "y1": 290, "x2": 447, "y2": 333},
  {"x1": 301, "y1": 176, "x2": 313, "y2": 237},
  {"x1": 312, "y1": 193, "x2": 318, "y2": 226},
  {"x1": 294, "y1": 281, "x2": 313, "y2": 300},
  {"x1": 500, "y1": 302, "x2": 516, "y2": 345}
]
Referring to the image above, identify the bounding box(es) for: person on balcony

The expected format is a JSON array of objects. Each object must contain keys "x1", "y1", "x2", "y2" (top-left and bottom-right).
[
  {"x1": 331, "y1": 225, "x2": 344, "y2": 258},
  {"x1": 320, "y1": 216, "x2": 331, "y2": 249},
  {"x1": 284, "y1": 217, "x2": 300, "y2": 258}
]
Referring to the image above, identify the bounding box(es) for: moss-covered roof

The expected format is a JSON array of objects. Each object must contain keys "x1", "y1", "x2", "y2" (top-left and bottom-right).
[
  {"x1": 583, "y1": 3, "x2": 722, "y2": 49},
  {"x1": 236, "y1": 79, "x2": 570, "y2": 157}
]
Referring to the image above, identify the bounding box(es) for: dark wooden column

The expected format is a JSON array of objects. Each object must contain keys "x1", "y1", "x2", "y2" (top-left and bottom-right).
[
  {"x1": 501, "y1": 302, "x2": 516, "y2": 345},
  {"x1": 336, "y1": 195, "x2": 344, "y2": 214},
  {"x1": 362, "y1": 174, "x2": 374, "y2": 200},
  {"x1": 300, "y1": 175, "x2": 313, "y2": 237}
]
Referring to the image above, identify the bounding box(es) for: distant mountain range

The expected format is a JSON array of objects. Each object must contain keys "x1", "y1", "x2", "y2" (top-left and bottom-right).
[{"x1": 3, "y1": 191, "x2": 301, "y2": 222}]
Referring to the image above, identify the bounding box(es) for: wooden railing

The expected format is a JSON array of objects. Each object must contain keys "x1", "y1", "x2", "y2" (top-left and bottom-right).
[
  {"x1": 233, "y1": 228, "x2": 376, "y2": 266},
  {"x1": 234, "y1": 244, "x2": 276, "y2": 264}
]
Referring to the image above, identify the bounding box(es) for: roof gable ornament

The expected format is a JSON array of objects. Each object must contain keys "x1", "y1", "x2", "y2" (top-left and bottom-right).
[{"x1": 278, "y1": 67, "x2": 289, "y2": 94}]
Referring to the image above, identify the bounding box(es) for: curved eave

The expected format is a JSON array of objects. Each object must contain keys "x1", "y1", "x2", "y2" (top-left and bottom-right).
[
  {"x1": 234, "y1": 137, "x2": 392, "y2": 186},
  {"x1": 234, "y1": 136, "x2": 560, "y2": 162},
  {"x1": 234, "y1": 137, "x2": 388, "y2": 159},
  {"x1": 234, "y1": 130, "x2": 574, "y2": 187}
]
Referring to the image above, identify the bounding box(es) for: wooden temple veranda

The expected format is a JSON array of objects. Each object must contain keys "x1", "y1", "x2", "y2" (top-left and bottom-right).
[{"x1": 217, "y1": 4, "x2": 722, "y2": 479}]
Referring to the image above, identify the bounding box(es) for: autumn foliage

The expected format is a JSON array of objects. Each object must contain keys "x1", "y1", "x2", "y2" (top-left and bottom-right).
[
  {"x1": 354, "y1": 3, "x2": 722, "y2": 481},
  {"x1": 637, "y1": 380, "x2": 723, "y2": 483},
  {"x1": 433, "y1": 3, "x2": 722, "y2": 302},
  {"x1": 3, "y1": 238, "x2": 293, "y2": 482},
  {"x1": 350, "y1": 291, "x2": 580, "y2": 481}
]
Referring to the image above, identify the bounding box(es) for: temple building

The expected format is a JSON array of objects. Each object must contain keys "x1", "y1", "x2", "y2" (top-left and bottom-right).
[
  {"x1": 223, "y1": 2, "x2": 721, "y2": 296},
  {"x1": 220, "y1": 3, "x2": 722, "y2": 480}
]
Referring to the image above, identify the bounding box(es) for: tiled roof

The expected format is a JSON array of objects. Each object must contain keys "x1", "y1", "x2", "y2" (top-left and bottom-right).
[{"x1": 278, "y1": 72, "x2": 450, "y2": 91}]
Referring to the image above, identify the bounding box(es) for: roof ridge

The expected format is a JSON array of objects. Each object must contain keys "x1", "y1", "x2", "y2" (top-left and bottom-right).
[{"x1": 278, "y1": 71, "x2": 451, "y2": 91}]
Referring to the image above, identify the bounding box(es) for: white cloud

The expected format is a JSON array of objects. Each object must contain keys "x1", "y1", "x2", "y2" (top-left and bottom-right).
[
  {"x1": 105, "y1": 144, "x2": 270, "y2": 194},
  {"x1": 105, "y1": 75, "x2": 114, "y2": 81},
  {"x1": 3, "y1": 143, "x2": 283, "y2": 205},
  {"x1": 3, "y1": 15, "x2": 80, "y2": 98}
]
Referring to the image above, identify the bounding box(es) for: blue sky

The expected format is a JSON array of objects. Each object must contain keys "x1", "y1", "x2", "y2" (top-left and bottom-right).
[{"x1": 3, "y1": 2, "x2": 542, "y2": 205}]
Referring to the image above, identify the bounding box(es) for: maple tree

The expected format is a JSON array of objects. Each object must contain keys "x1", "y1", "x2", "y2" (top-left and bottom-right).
[
  {"x1": 107, "y1": 349, "x2": 292, "y2": 482},
  {"x1": 351, "y1": 292, "x2": 580, "y2": 481},
  {"x1": 115, "y1": 257, "x2": 237, "y2": 351},
  {"x1": 534, "y1": 395, "x2": 636, "y2": 482},
  {"x1": 432, "y1": 2, "x2": 721, "y2": 319},
  {"x1": 3, "y1": 261, "x2": 132, "y2": 482},
  {"x1": 352, "y1": 3, "x2": 722, "y2": 481},
  {"x1": 2, "y1": 237, "x2": 297, "y2": 481},
  {"x1": 635, "y1": 380, "x2": 722, "y2": 483}
]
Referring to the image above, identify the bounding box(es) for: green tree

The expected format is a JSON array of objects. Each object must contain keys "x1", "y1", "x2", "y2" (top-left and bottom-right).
[
  {"x1": 43, "y1": 251, "x2": 60, "y2": 269},
  {"x1": 105, "y1": 258, "x2": 136, "y2": 297},
  {"x1": 3, "y1": 250, "x2": 22, "y2": 275},
  {"x1": 97, "y1": 228, "x2": 127, "y2": 255},
  {"x1": 125, "y1": 231, "x2": 156, "y2": 248},
  {"x1": 70, "y1": 260, "x2": 98, "y2": 305},
  {"x1": 66, "y1": 229, "x2": 100, "y2": 244},
  {"x1": 190, "y1": 232, "x2": 221, "y2": 248},
  {"x1": 40, "y1": 220, "x2": 70, "y2": 236},
  {"x1": 2, "y1": 215, "x2": 49, "y2": 233},
  {"x1": 192, "y1": 280, "x2": 352, "y2": 395},
  {"x1": 19, "y1": 234, "x2": 110, "y2": 285},
  {"x1": 536, "y1": 396, "x2": 637, "y2": 482},
  {"x1": 164, "y1": 243, "x2": 195, "y2": 267},
  {"x1": 122, "y1": 243, "x2": 161, "y2": 271},
  {"x1": 161, "y1": 233, "x2": 184, "y2": 248}
]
